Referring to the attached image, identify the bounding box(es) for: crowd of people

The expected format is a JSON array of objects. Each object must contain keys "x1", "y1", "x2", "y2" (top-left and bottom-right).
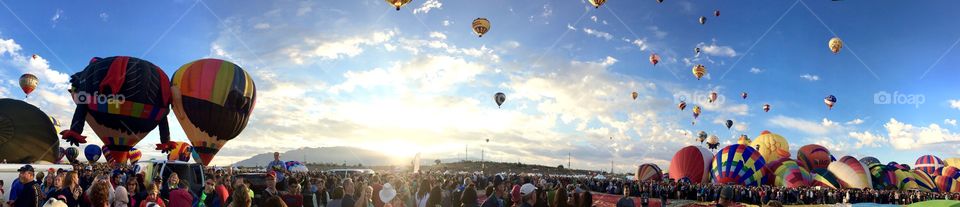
[{"x1": 2, "y1": 152, "x2": 959, "y2": 207}]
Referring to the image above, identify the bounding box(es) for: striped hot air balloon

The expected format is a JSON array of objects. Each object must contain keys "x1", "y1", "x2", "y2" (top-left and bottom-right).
[
  {"x1": 869, "y1": 163, "x2": 898, "y2": 190},
  {"x1": 915, "y1": 155, "x2": 945, "y2": 176},
  {"x1": 766, "y1": 158, "x2": 813, "y2": 188},
  {"x1": 935, "y1": 176, "x2": 960, "y2": 193},
  {"x1": 636, "y1": 163, "x2": 663, "y2": 182},
  {"x1": 128, "y1": 148, "x2": 142, "y2": 164},
  {"x1": 827, "y1": 156, "x2": 872, "y2": 189},
  {"x1": 811, "y1": 169, "x2": 841, "y2": 189},
  {"x1": 711, "y1": 144, "x2": 767, "y2": 186},
  {"x1": 912, "y1": 169, "x2": 939, "y2": 192},
  {"x1": 167, "y1": 141, "x2": 193, "y2": 162},
  {"x1": 669, "y1": 146, "x2": 713, "y2": 184},
  {"x1": 797, "y1": 144, "x2": 833, "y2": 172},
  {"x1": 942, "y1": 166, "x2": 960, "y2": 180}
]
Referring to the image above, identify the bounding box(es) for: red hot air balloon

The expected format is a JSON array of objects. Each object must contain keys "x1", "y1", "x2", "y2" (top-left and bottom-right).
[
  {"x1": 19, "y1": 74, "x2": 39, "y2": 98},
  {"x1": 669, "y1": 146, "x2": 713, "y2": 183},
  {"x1": 61, "y1": 56, "x2": 172, "y2": 164},
  {"x1": 797, "y1": 144, "x2": 834, "y2": 172}
]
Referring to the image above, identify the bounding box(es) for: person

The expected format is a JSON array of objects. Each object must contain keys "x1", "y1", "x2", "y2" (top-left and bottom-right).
[
  {"x1": 266, "y1": 152, "x2": 287, "y2": 183},
  {"x1": 228, "y1": 183, "x2": 252, "y2": 207},
  {"x1": 552, "y1": 186, "x2": 569, "y2": 207},
  {"x1": 329, "y1": 187, "x2": 344, "y2": 207},
  {"x1": 127, "y1": 176, "x2": 145, "y2": 207},
  {"x1": 282, "y1": 182, "x2": 304, "y2": 207},
  {"x1": 378, "y1": 183, "x2": 397, "y2": 207},
  {"x1": 265, "y1": 196, "x2": 288, "y2": 207},
  {"x1": 715, "y1": 187, "x2": 735, "y2": 207},
  {"x1": 200, "y1": 178, "x2": 223, "y2": 207},
  {"x1": 45, "y1": 173, "x2": 63, "y2": 199},
  {"x1": 114, "y1": 181, "x2": 130, "y2": 207},
  {"x1": 14, "y1": 165, "x2": 42, "y2": 207},
  {"x1": 140, "y1": 184, "x2": 166, "y2": 207},
  {"x1": 167, "y1": 182, "x2": 195, "y2": 207},
  {"x1": 615, "y1": 184, "x2": 634, "y2": 207},
  {"x1": 161, "y1": 173, "x2": 179, "y2": 201},
  {"x1": 519, "y1": 184, "x2": 537, "y2": 207},
  {"x1": 414, "y1": 180, "x2": 430, "y2": 207},
  {"x1": 215, "y1": 176, "x2": 230, "y2": 206},
  {"x1": 264, "y1": 172, "x2": 280, "y2": 198},
  {"x1": 89, "y1": 179, "x2": 112, "y2": 207},
  {"x1": 481, "y1": 186, "x2": 501, "y2": 207},
  {"x1": 579, "y1": 191, "x2": 592, "y2": 207},
  {"x1": 356, "y1": 186, "x2": 374, "y2": 207},
  {"x1": 1, "y1": 180, "x2": 7, "y2": 205},
  {"x1": 341, "y1": 179, "x2": 357, "y2": 207},
  {"x1": 459, "y1": 183, "x2": 478, "y2": 207}
]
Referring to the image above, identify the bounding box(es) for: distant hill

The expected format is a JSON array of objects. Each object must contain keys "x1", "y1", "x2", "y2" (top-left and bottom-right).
[{"x1": 233, "y1": 146, "x2": 405, "y2": 167}]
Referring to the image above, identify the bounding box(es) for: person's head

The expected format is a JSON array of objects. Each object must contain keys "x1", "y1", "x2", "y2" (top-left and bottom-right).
[
  {"x1": 623, "y1": 184, "x2": 631, "y2": 196},
  {"x1": 62, "y1": 171, "x2": 79, "y2": 189},
  {"x1": 580, "y1": 191, "x2": 592, "y2": 207},
  {"x1": 719, "y1": 187, "x2": 734, "y2": 205},
  {"x1": 231, "y1": 183, "x2": 252, "y2": 207},
  {"x1": 52, "y1": 173, "x2": 64, "y2": 188},
  {"x1": 89, "y1": 179, "x2": 112, "y2": 207},
  {"x1": 521, "y1": 183, "x2": 538, "y2": 204},
  {"x1": 332, "y1": 186, "x2": 345, "y2": 199},
  {"x1": 553, "y1": 187, "x2": 568, "y2": 207},
  {"x1": 42, "y1": 198, "x2": 68, "y2": 207},
  {"x1": 18, "y1": 165, "x2": 35, "y2": 182},
  {"x1": 273, "y1": 152, "x2": 280, "y2": 161},
  {"x1": 127, "y1": 176, "x2": 140, "y2": 193},
  {"x1": 111, "y1": 173, "x2": 122, "y2": 185},
  {"x1": 289, "y1": 183, "x2": 302, "y2": 194},
  {"x1": 342, "y1": 178, "x2": 355, "y2": 195},
  {"x1": 168, "y1": 172, "x2": 180, "y2": 186},
  {"x1": 265, "y1": 196, "x2": 288, "y2": 207},
  {"x1": 146, "y1": 183, "x2": 160, "y2": 198},
  {"x1": 266, "y1": 172, "x2": 277, "y2": 187},
  {"x1": 205, "y1": 178, "x2": 217, "y2": 193}
]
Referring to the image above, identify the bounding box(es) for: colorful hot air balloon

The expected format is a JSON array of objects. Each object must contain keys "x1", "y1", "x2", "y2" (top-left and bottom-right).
[
  {"x1": 649, "y1": 53, "x2": 660, "y2": 66},
  {"x1": 910, "y1": 170, "x2": 939, "y2": 192},
  {"x1": 128, "y1": 148, "x2": 142, "y2": 164},
  {"x1": 824, "y1": 95, "x2": 837, "y2": 110},
  {"x1": 860, "y1": 156, "x2": 881, "y2": 167},
  {"x1": 101, "y1": 145, "x2": 112, "y2": 163},
  {"x1": 678, "y1": 101, "x2": 687, "y2": 111},
  {"x1": 711, "y1": 144, "x2": 766, "y2": 186},
  {"x1": 828, "y1": 37, "x2": 843, "y2": 54},
  {"x1": 944, "y1": 158, "x2": 960, "y2": 168},
  {"x1": 943, "y1": 166, "x2": 960, "y2": 180},
  {"x1": 763, "y1": 104, "x2": 770, "y2": 112},
  {"x1": 669, "y1": 146, "x2": 713, "y2": 184},
  {"x1": 714, "y1": 10, "x2": 720, "y2": 17},
  {"x1": 84, "y1": 144, "x2": 101, "y2": 163},
  {"x1": 935, "y1": 175, "x2": 960, "y2": 193},
  {"x1": 828, "y1": 156, "x2": 872, "y2": 189},
  {"x1": 19, "y1": 74, "x2": 39, "y2": 98},
  {"x1": 636, "y1": 164, "x2": 663, "y2": 182},
  {"x1": 696, "y1": 131, "x2": 707, "y2": 143},
  {"x1": 797, "y1": 144, "x2": 833, "y2": 172},
  {"x1": 588, "y1": 0, "x2": 606, "y2": 8},
  {"x1": 709, "y1": 92, "x2": 718, "y2": 103},
  {"x1": 494, "y1": 92, "x2": 506, "y2": 108},
  {"x1": 737, "y1": 134, "x2": 751, "y2": 145},
  {"x1": 869, "y1": 164, "x2": 899, "y2": 190},
  {"x1": 706, "y1": 135, "x2": 720, "y2": 150},
  {"x1": 692, "y1": 64, "x2": 706, "y2": 80},
  {"x1": 724, "y1": 120, "x2": 733, "y2": 129},
  {"x1": 0, "y1": 99, "x2": 60, "y2": 163},
  {"x1": 766, "y1": 158, "x2": 813, "y2": 188},
  {"x1": 811, "y1": 169, "x2": 841, "y2": 189},
  {"x1": 31, "y1": 54, "x2": 38, "y2": 60},
  {"x1": 65, "y1": 147, "x2": 79, "y2": 163},
  {"x1": 750, "y1": 130, "x2": 791, "y2": 162},
  {"x1": 692, "y1": 106, "x2": 701, "y2": 119},
  {"x1": 167, "y1": 141, "x2": 193, "y2": 162},
  {"x1": 916, "y1": 155, "x2": 945, "y2": 177},
  {"x1": 656, "y1": 0, "x2": 663, "y2": 3},
  {"x1": 171, "y1": 59, "x2": 257, "y2": 166},
  {"x1": 740, "y1": 92, "x2": 747, "y2": 99},
  {"x1": 699, "y1": 16, "x2": 706, "y2": 25},
  {"x1": 472, "y1": 18, "x2": 491, "y2": 37},
  {"x1": 57, "y1": 147, "x2": 65, "y2": 164},
  {"x1": 631, "y1": 92, "x2": 639, "y2": 100},
  {"x1": 62, "y1": 56, "x2": 172, "y2": 165},
  {"x1": 385, "y1": 0, "x2": 412, "y2": 11}
]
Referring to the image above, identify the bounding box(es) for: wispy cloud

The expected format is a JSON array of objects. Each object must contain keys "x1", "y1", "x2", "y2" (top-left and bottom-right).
[
  {"x1": 950, "y1": 100, "x2": 960, "y2": 110},
  {"x1": 98, "y1": 12, "x2": 109, "y2": 22},
  {"x1": 846, "y1": 118, "x2": 864, "y2": 125},
  {"x1": 583, "y1": 28, "x2": 612, "y2": 40},
  {"x1": 749, "y1": 67, "x2": 763, "y2": 74},
  {"x1": 696, "y1": 42, "x2": 737, "y2": 57},
  {"x1": 946, "y1": 119, "x2": 957, "y2": 126},
  {"x1": 51, "y1": 9, "x2": 64, "y2": 27},
  {"x1": 413, "y1": 0, "x2": 442, "y2": 14},
  {"x1": 800, "y1": 74, "x2": 820, "y2": 81}
]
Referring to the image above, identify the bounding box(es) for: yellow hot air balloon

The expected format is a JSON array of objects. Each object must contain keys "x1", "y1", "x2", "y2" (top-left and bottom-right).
[
  {"x1": 737, "y1": 134, "x2": 751, "y2": 145},
  {"x1": 631, "y1": 91, "x2": 638, "y2": 100},
  {"x1": 829, "y1": 37, "x2": 843, "y2": 54},
  {"x1": 750, "y1": 130, "x2": 791, "y2": 162},
  {"x1": 472, "y1": 18, "x2": 491, "y2": 37},
  {"x1": 385, "y1": 0, "x2": 412, "y2": 11},
  {"x1": 589, "y1": 0, "x2": 606, "y2": 8},
  {"x1": 945, "y1": 158, "x2": 960, "y2": 167},
  {"x1": 692, "y1": 105, "x2": 701, "y2": 119},
  {"x1": 692, "y1": 64, "x2": 706, "y2": 80}
]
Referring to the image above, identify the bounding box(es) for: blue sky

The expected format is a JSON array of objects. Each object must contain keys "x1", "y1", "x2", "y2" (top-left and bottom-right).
[{"x1": 1, "y1": 0, "x2": 959, "y2": 170}]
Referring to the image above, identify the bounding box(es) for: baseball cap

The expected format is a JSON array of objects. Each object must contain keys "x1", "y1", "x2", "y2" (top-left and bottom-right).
[
  {"x1": 18, "y1": 165, "x2": 35, "y2": 173},
  {"x1": 520, "y1": 183, "x2": 537, "y2": 197}
]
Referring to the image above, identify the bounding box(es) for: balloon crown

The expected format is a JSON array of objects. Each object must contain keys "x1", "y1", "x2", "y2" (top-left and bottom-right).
[{"x1": 761, "y1": 130, "x2": 771, "y2": 135}]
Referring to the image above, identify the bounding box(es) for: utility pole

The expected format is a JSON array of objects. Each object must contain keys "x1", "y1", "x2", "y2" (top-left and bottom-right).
[
  {"x1": 465, "y1": 144, "x2": 468, "y2": 161},
  {"x1": 610, "y1": 160, "x2": 614, "y2": 174}
]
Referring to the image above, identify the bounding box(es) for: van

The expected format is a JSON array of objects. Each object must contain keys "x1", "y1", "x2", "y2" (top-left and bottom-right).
[
  {"x1": 136, "y1": 160, "x2": 205, "y2": 195},
  {"x1": 0, "y1": 163, "x2": 73, "y2": 198}
]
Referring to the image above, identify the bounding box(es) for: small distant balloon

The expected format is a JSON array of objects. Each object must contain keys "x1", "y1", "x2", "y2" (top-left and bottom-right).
[
  {"x1": 494, "y1": 92, "x2": 506, "y2": 108},
  {"x1": 631, "y1": 92, "x2": 639, "y2": 100},
  {"x1": 714, "y1": 10, "x2": 720, "y2": 17},
  {"x1": 709, "y1": 92, "x2": 718, "y2": 103},
  {"x1": 19, "y1": 74, "x2": 38, "y2": 98},
  {"x1": 824, "y1": 95, "x2": 837, "y2": 110},
  {"x1": 472, "y1": 18, "x2": 491, "y2": 37},
  {"x1": 589, "y1": 0, "x2": 606, "y2": 8},
  {"x1": 695, "y1": 47, "x2": 701, "y2": 56},
  {"x1": 678, "y1": 101, "x2": 687, "y2": 111},
  {"x1": 656, "y1": 0, "x2": 664, "y2": 3},
  {"x1": 692, "y1": 64, "x2": 706, "y2": 80},
  {"x1": 829, "y1": 37, "x2": 843, "y2": 54},
  {"x1": 692, "y1": 106, "x2": 701, "y2": 119},
  {"x1": 385, "y1": 0, "x2": 412, "y2": 11},
  {"x1": 741, "y1": 92, "x2": 748, "y2": 99},
  {"x1": 699, "y1": 16, "x2": 707, "y2": 25},
  {"x1": 763, "y1": 104, "x2": 771, "y2": 112},
  {"x1": 725, "y1": 120, "x2": 734, "y2": 129},
  {"x1": 649, "y1": 53, "x2": 660, "y2": 66}
]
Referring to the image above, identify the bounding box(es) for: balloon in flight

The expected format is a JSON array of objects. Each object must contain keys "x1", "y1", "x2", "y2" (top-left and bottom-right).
[
  {"x1": 472, "y1": 18, "x2": 491, "y2": 37},
  {"x1": 494, "y1": 92, "x2": 506, "y2": 108},
  {"x1": 19, "y1": 74, "x2": 38, "y2": 98}
]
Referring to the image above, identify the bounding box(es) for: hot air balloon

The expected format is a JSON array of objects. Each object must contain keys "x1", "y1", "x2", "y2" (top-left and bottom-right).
[
  {"x1": 943, "y1": 166, "x2": 960, "y2": 180},
  {"x1": 694, "y1": 48, "x2": 701, "y2": 56},
  {"x1": 935, "y1": 175, "x2": 960, "y2": 192},
  {"x1": 171, "y1": 59, "x2": 257, "y2": 166},
  {"x1": 811, "y1": 169, "x2": 841, "y2": 189},
  {"x1": 167, "y1": 141, "x2": 192, "y2": 162},
  {"x1": 128, "y1": 148, "x2": 142, "y2": 164},
  {"x1": 31, "y1": 54, "x2": 38, "y2": 60},
  {"x1": 909, "y1": 170, "x2": 939, "y2": 192},
  {"x1": 692, "y1": 106, "x2": 701, "y2": 119},
  {"x1": 65, "y1": 147, "x2": 79, "y2": 163},
  {"x1": 678, "y1": 101, "x2": 687, "y2": 111},
  {"x1": 828, "y1": 37, "x2": 843, "y2": 54},
  {"x1": 750, "y1": 130, "x2": 790, "y2": 162},
  {"x1": 860, "y1": 156, "x2": 881, "y2": 167},
  {"x1": 588, "y1": 0, "x2": 606, "y2": 8},
  {"x1": 670, "y1": 146, "x2": 713, "y2": 183},
  {"x1": 656, "y1": 0, "x2": 663, "y2": 3},
  {"x1": 0, "y1": 99, "x2": 60, "y2": 163},
  {"x1": 828, "y1": 156, "x2": 872, "y2": 189},
  {"x1": 869, "y1": 164, "x2": 899, "y2": 190},
  {"x1": 737, "y1": 134, "x2": 751, "y2": 145},
  {"x1": 19, "y1": 74, "x2": 39, "y2": 98},
  {"x1": 797, "y1": 144, "x2": 833, "y2": 172},
  {"x1": 824, "y1": 95, "x2": 837, "y2": 110},
  {"x1": 706, "y1": 135, "x2": 720, "y2": 150},
  {"x1": 724, "y1": 120, "x2": 733, "y2": 129},
  {"x1": 711, "y1": 144, "x2": 767, "y2": 186},
  {"x1": 714, "y1": 10, "x2": 720, "y2": 17},
  {"x1": 766, "y1": 158, "x2": 813, "y2": 188},
  {"x1": 697, "y1": 131, "x2": 707, "y2": 143},
  {"x1": 101, "y1": 145, "x2": 112, "y2": 163},
  {"x1": 916, "y1": 155, "x2": 945, "y2": 177},
  {"x1": 699, "y1": 16, "x2": 706, "y2": 25},
  {"x1": 649, "y1": 53, "x2": 660, "y2": 66},
  {"x1": 889, "y1": 162, "x2": 910, "y2": 171},
  {"x1": 709, "y1": 92, "x2": 718, "y2": 103},
  {"x1": 740, "y1": 92, "x2": 747, "y2": 99},
  {"x1": 385, "y1": 0, "x2": 412, "y2": 11},
  {"x1": 636, "y1": 164, "x2": 663, "y2": 182},
  {"x1": 944, "y1": 158, "x2": 960, "y2": 167},
  {"x1": 84, "y1": 144, "x2": 101, "y2": 163},
  {"x1": 692, "y1": 64, "x2": 706, "y2": 80},
  {"x1": 57, "y1": 147, "x2": 65, "y2": 164},
  {"x1": 472, "y1": 18, "x2": 491, "y2": 37},
  {"x1": 763, "y1": 104, "x2": 770, "y2": 112},
  {"x1": 62, "y1": 56, "x2": 172, "y2": 165},
  {"x1": 631, "y1": 92, "x2": 639, "y2": 100},
  {"x1": 494, "y1": 92, "x2": 506, "y2": 108}
]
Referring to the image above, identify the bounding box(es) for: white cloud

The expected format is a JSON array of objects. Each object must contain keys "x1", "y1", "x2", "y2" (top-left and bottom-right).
[
  {"x1": 627, "y1": 38, "x2": 648, "y2": 51},
  {"x1": 566, "y1": 24, "x2": 576, "y2": 31},
  {"x1": 429, "y1": 31, "x2": 447, "y2": 40},
  {"x1": 254, "y1": 23, "x2": 271, "y2": 30},
  {"x1": 696, "y1": 42, "x2": 737, "y2": 57},
  {"x1": 848, "y1": 131, "x2": 885, "y2": 148},
  {"x1": 582, "y1": 28, "x2": 612, "y2": 40},
  {"x1": 800, "y1": 74, "x2": 820, "y2": 81},
  {"x1": 442, "y1": 20, "x2": 453, "y2": 27},
  {"x1": 590, "y1": 16, "x2": 598, "y2": 23},
  {"x1": 285, "y1": 29, "x2": 396, "y2": 63},
  {"x1": 949, "y1": 100, "x2": 960, "y2": 110},
  {"x1": 648, "y1": 26, "x2": 667, "y2": 39},
  {"x1": 885, "y1": 118, "x2": 960, "y2": 150},
  {"x1": 769, "y1": 115, "x2": 842, "y2": 135},
  {"x1": 946, "y1": 119, "x2": 957, "y2": 126},
  {"x1": 99, "y1": 12, "x2": 109, "y2": 22},
  {"x1": 845, "y1": 118, "x2": 864, "y2": 125},
  {"x1": 296, "y1": 1, "x2": 313, "y2": 16},
  {"x1": 413, "y1": 0, "x2": 442, "y2": 14},
  {"x1": 51, "y1": 9, "x2": 63, "y2": 27},
  {"x1": 749, "y1": 67, "x2": 763, "y2": 74},
  {"x1": 541, "y1": 3, "x2": 553, "y2": 19}
]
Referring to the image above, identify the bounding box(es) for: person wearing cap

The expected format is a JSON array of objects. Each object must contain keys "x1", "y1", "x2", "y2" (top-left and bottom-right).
[
  {"x1": 265, "y1": 172, "x2": 280, "y2": 198},
  {"x1": 13, "y1": 165, "x2": 42, "y2": 207},
  {"x1": 519, "y1": 184, "x2": 537, "y2": 207}
]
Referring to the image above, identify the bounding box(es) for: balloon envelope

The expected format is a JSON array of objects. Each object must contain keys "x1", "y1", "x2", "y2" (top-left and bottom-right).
[
  {"x1": 65, "y1": 147, "x2": 79, "y2": 163},
  {"x1": 750, "y1": 130, "x2": 791, "y2": 162},
  {"x1": 0, "y1": 99, "x2": 60, "y2": 163},
  {"x1": 636, "y1": 164, "x2": 663, "y2": 182},
  {"x1": 84, "y1": 144, "x2": 102, "y2": 163},
  {"x1": 128, "y1": 148, "x2": 142, "y2": 164},
  {"x1": 828, "y1": 156, "x2": 872, "y2": 189},
  {"x1": 167, "y1": 141, "x2": 193, "y2": 162},
  {"x1": 915, "y1": 155, "x2": 945, "y2": 177},
  {"x1": 766, "y1": 158, "x2": 813, "y2": 188},
  {"x1": 19, "y1": 74, "x2": 39, "y2": 97},
  {"x1": 711, "y1": 144, "x2": 766, "y2": 186},
  {"x1": 797, "y1": 144, "x2": 833, "y2": 172},
  {"x1": 669, "y1": 146, "x2": 713, "y2": 183},
  {"x1": 471, "y1": 18, "x2": 491, "y2": 37}
]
